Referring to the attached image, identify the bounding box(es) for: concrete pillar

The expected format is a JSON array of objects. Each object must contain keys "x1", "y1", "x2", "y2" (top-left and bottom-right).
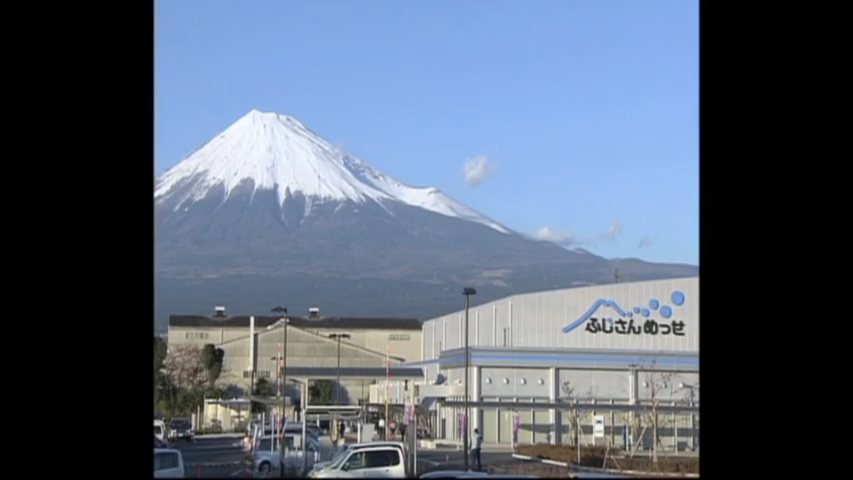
[
  {"x1": 628, "y1": 368, "x2": 638, "y2": 404},
  {"x1": 628, "y1": 367, "x2": 638, "y2": 449},
  {"x1": 549, "y1": 367, "x2": 561, "y2": 445},
  {"x1": 474, "y1": 311, "x2": 480, "y2": 347},
  {"x1": 472, "y1": 366, "x2": 482, "y2": 440},
  {"x1": 249, "y1": 316, "x2": 255, "y2": 372},
  {"x1": 508, "y1": 301, "x2": 513, "y2": 347},
  {"x1": 492, "y1": 306, "x2": 497, "y2": 346}
]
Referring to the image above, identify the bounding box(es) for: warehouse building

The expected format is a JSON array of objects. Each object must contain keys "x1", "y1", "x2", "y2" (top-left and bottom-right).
[
  {"x1": 376, "y1": 277, "x2": 699, "y2": 452},
  {"x1": 167, "y1": 307, "x2": 424, "y2": 405}
]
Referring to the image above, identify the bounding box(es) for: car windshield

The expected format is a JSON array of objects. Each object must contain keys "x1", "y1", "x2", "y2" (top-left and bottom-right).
[
  {"x1": 170, "y1": 420, "x2": 189, "y2": 428},
  {"x1": 328, "y1": 448, "x2": 350, "y2": 468},
  {"x1": 154, "y1": 426, "x2": 163, "y2": 435}
]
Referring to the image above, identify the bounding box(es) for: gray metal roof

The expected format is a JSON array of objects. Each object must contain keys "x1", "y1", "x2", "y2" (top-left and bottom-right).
[
  {"x1": 169, "y1": 315, "x2": 422, "y2": 330},
  {"x1": 441, "y1": 399, "x2": 698, "y2": 413}
]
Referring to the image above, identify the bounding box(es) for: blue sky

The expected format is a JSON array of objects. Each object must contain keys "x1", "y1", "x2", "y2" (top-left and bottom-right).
[{"x1": 155, "y1": 0, "x2": 698, "y2": 265}]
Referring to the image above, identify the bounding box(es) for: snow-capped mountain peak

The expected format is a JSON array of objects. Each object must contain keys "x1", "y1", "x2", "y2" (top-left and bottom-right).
[{"x1": 155, "y1": 109, "x2": 511, "y2": 234}]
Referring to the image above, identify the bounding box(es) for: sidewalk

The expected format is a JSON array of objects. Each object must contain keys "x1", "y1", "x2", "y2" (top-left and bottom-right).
[{"x1": 194, "y1": 433, "x2": 245, "y2": 439}]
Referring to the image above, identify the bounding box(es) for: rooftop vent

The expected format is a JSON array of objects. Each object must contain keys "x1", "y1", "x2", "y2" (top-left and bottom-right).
[
  {"x1": 308, "y1": 307, "x2": 320, "y2": 319},
  {"x1": 213, "y1": 306, "x2": 226, "y2": 317}
]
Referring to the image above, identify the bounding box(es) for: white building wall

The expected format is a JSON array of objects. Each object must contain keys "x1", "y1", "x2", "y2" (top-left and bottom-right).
[
  {"x1": 480, "y1": 367, "x2": 551, "y2": 398},
  {"x1": 422, "y1": 278, "x2": 699, "y2": 356},
  {"x1": 411, "y1": 278, "x2": 699, "y2": 448}
]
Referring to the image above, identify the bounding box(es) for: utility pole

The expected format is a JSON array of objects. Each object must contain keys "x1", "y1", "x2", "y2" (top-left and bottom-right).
[
  {"x1": 615, "y1": 268, "x2": 621, "y2": 284},
  {"x1": 270, "y1": 306, "x2": 288, "y2": 426}
]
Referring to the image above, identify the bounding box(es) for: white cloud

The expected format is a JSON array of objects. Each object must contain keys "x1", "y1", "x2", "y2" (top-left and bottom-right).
[
  {"x1": 531, "y1": 220, "x2": 622, "y2": 247},
  {"x1": 531, "y1": 226, "x2": 577, "y2": 244},
  {"x1": 463, "y1": 155, "x2": 493, "y2": 187}
]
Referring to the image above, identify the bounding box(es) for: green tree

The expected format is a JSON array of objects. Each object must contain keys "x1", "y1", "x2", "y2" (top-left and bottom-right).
[
  {"x1": 253, "y1": 378, "x2": 274, "y2": 397},
  {"x1": 201, "y1": 343, "x2": 225, "y2": 388},
  {"x1": 251, "y1": 378, "x2": 274, "y2": 414},
  {"x1": 309, "y1": 380, "x2": 334, "y2": 405}
]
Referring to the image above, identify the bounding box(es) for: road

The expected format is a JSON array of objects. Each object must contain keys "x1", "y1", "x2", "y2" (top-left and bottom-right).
[
  {"x1": 414, "y1": 449, "x2": 518, "y2": 475},
  {"x1": 173, "y1": 434, "x2": 342, "y2": 478},
  {"x1": 170, "y1": 435, "x2": 246, "y2": 477},
  {"x1": 172, "y1": 435, "x2": 523, "y2": 477}
]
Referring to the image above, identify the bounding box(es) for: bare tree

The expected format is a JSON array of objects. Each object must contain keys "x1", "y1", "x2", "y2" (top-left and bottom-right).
[
  {"x1": 561, "y1": 380, "x2": 579, "y2": 447},
  {"x1": 163, "y1": 344, "x2": 209, "y2": 392},
  {"x1": 675, "y1": 380, "x2": 699, "y2": 451},
  {"x1": 630, "y1": 358, "x2": 674, "y2": 467}
]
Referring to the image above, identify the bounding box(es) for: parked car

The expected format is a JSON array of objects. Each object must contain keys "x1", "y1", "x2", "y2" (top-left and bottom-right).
[
  {"x1": 251, "y1": 421, "x2": 321, "y2": 442},
  {"x1": 253, "y1": 434, "x2": 319, "y2": 474},
  {"x1": 311, "y1": 441, "x2": 406, "y2": 473},
  {"x1": 154, "y1": 435, "x2": 169, "y2": 448},
  {"x1": 154, "y1": 448, "x2": 185, "y2": 478},
  {"x1": 169, "y1": 418, "x2": 194, "y2": 442},
  {"x1": 309, "y1": 442, "x2": 409, "y2": 478}
]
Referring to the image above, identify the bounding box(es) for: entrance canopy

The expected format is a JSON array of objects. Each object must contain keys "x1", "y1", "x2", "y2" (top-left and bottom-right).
[{"x1": 282, "y1": 366, "x2": 423, "y2": 381}]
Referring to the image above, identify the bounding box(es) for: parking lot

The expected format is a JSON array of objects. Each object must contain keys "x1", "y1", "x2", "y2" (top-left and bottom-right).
[{"x1": 167, "y1": 434, "x2": 528, "y2": 477}]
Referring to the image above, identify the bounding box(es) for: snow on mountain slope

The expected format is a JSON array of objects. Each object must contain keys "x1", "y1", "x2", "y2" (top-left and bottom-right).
[
  {"x1": 155, "y1": 110, "x2": 392, "y2": 206},
  {"x1": 342, "y1": 155, "x2": 510, "y2": 233},
  {"x1": 155, "y1": 109, "x2": 511, "y2": 234}
]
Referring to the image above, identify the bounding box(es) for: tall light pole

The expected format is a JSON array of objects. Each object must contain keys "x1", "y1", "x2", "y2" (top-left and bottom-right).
[
  {"x1": 270, "y1": 306, "x2": 288, "y2": 423},
  {"x1": 462, "y1": 287, "x2": 477, "y2": 472},
  {"x1": 329, "y1": 333, "x2": 351, "y2": 405}
]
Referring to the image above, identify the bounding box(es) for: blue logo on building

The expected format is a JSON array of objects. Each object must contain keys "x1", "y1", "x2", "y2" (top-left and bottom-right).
[{"x1": 561, "y1": 290, "x2": 687, "y2": 336}]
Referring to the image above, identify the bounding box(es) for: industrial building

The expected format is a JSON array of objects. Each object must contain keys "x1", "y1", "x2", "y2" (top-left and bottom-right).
[
  {"x1": 167, "y1": 307, "x2": 424, "y2": 406},
  {"x1": 372, "y1": 277, "x2": 699, "y2": 451}
]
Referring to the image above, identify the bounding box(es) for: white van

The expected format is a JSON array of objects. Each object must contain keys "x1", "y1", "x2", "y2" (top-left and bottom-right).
[
  {"x1": 252, "y1": 422, "x2": 320, "y2": 442},
  {"x1": 309, "y1": 443, "x2": 408, "y2": 478},
  {"x1": 253, "y1": 434, "x2": 319, "y2": 474},
  {"x1": 154, "y1": 420, "x2": 167, "y2": 443},
  {"x1": 154, "y1": 448, "x2": 185, "y2": 478}
]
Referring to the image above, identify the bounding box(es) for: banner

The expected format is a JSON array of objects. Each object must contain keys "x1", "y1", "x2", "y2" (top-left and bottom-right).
[
  {"x1": 456, "y1": 413, "x2": 467, "y2": 440},
  {"x1": 512, "y1": 412, "x2": 520, "y2": 444},
  {"x1": 404, "y1": 404, "x2": 413, "y2": 425}
]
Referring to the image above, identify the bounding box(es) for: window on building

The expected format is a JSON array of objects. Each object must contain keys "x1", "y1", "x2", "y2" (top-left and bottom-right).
[
  {"x1": 183, "y1": 332, "x2": 210, "y2": 340},
  {"x1": 258, "y1": 371, "x2": 271, "y2": 379},
  {"x1": 243, "y1": 371, "x2": 251, "y2": 378},
  {"x1": 388, "y1": 334, "x2": 410, "y2": 341}
]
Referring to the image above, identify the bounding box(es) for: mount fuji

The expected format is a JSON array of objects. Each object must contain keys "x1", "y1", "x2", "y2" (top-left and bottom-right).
[{"x1": 154, "y1": 109, "x2": 697, "y2": 326}]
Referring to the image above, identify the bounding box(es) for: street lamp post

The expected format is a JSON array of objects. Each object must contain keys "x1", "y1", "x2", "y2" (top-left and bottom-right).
[
  {"x1": 462, "y1": 287, "x2": 477, "y2": 472},
  {"x1": 270, "y1": 307, "x2": 288, "y2": 424},
  {"x1": 329, "y1": 333, "x2": 351, "y2": 405}
]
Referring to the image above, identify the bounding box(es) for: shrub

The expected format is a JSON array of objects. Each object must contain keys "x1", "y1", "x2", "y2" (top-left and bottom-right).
[
  {"x1": 515, "y1": 443, "x2": 699, "y2": 474},
  {"x1": 198, "y1": 424, "x2": 224, "y2": 434}
]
